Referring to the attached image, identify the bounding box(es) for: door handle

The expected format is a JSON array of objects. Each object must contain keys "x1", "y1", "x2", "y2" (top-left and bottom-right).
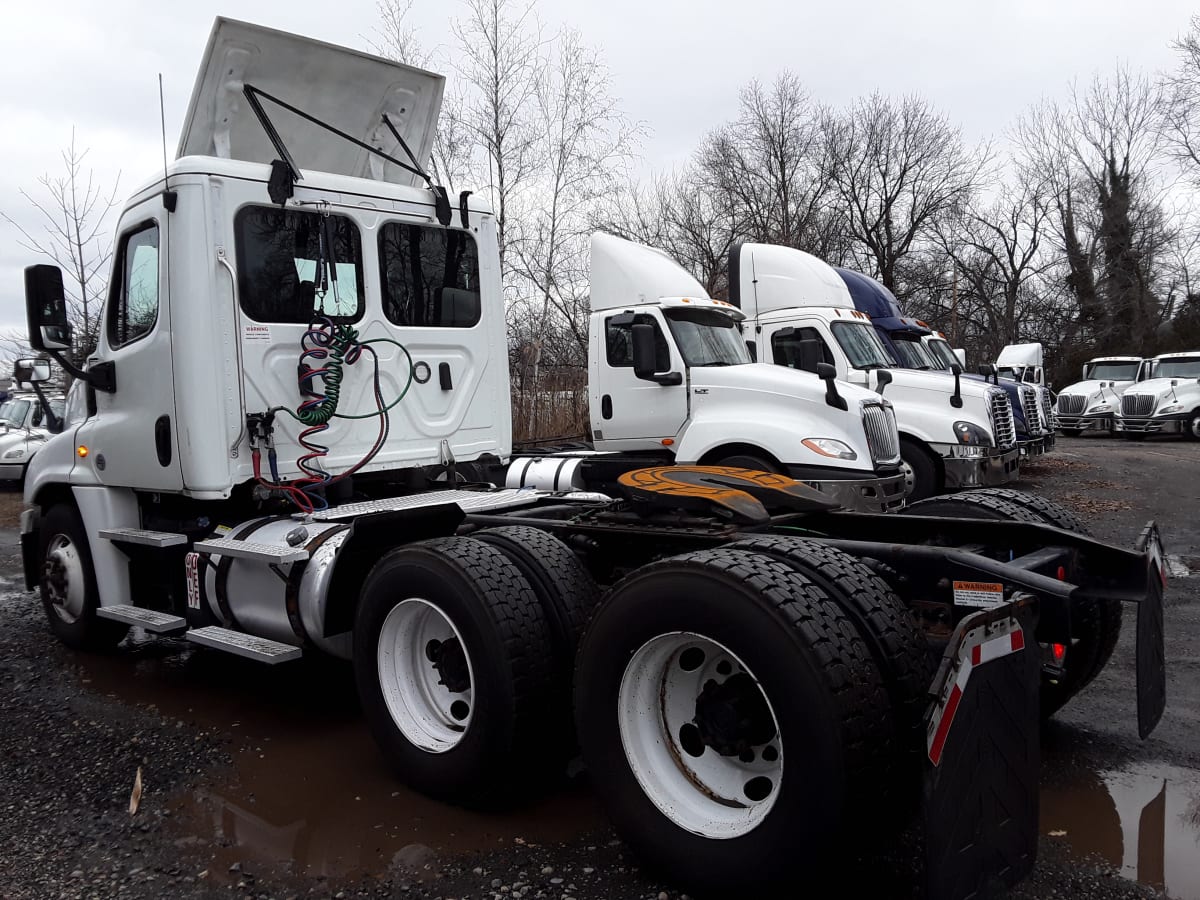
[
  {"x1": 439, "y1": 363, "x2": 453, "y2": 391},
  {"x1": 601, "y1": 395, "x2": 613, "y2": 420}
]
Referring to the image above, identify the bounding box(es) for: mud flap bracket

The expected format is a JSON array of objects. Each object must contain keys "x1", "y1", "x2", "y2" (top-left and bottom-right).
[
  {"x1": 1134, "y1": 521, "x2": 1167, "y2": 739},
  {"x1": 923, "y1": 602, "x2": 1040, "y2": 900}
]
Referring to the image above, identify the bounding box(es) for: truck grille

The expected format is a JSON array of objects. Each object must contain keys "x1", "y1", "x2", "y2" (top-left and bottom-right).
[
  {"x1": 1122, "y1": 394, "x2": 1155, "y2": 418},
  {"x1": 1056, "y1": 395, "x2": 1086, "y2": 416},
  {"x1": 1020, "y1": 385, "x2": 1042, "y2": 434},
  {"x1": 862, "y1": 403, "x2": 901, "y2": 466},
  {"x1": 1038, "y1": 386, "x2": 1056, "y2": 431},
  {"x1": 989, "y1": 388, "x2": 1016, "y2": 448}
]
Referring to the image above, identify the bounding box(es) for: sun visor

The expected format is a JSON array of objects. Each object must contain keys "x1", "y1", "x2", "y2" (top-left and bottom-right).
[
  {"x1": 729, "y1": 243, "x2": 854, "y2": 320},
  {"x1": 589, "y1": 233, "x2": 708, "y2": 310},
  {"x1": 177, "y1": 18, "x2": 444, "y2": 186}
]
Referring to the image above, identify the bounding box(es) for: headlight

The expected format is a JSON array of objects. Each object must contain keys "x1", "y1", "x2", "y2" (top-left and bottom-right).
[
  {"x1": 953, "y1": 421, "x2": 993, "y2": 447},
  {"x1": 1087, "y1": 402, "x2": 1113, "y2": 413},
  {"x1": 2, "y1": 447, "x2": 26, "y2": 460},
  {"x1": 801, "y1": 438, "x2": 857, "y2": 461},
  {"x1": 1159, "y1": 401, "x2": 1182, "y2": 413}
]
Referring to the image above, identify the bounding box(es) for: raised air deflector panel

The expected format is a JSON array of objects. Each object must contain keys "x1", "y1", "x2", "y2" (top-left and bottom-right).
[
  {"x1": 731, "y1": 243, "x2": 855, "y2": 318},
  {"x1": 177, "y1": 17, "x2": 444, "y2": 186},
  {"x1": 589, "y1": 233, "x2": 709, "y2": 311}
]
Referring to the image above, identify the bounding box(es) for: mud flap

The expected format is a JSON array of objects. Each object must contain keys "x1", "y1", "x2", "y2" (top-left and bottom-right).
[
  {"x1": 1135, "y1": 522, "x2": 1167, "y2": 739},
  {"x1": 923, "y1": 604, "x2": 1040, "y2": 900}
]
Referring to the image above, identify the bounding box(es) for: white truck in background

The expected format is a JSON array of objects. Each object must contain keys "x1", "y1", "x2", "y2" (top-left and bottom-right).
[
  {"x1": 0, "y1": 364, "x2": 66, "y2": 485},
  {"x1": 1115, "y1": 351, "x2": 1200, "y2": 439},
  {"x1": 1054, "y1": 356, "x2": 1146, "y2": 435},
  {"x1": 510, "y1": 233, "x2": 907, "y2": 512},
  {"x1": 728, "y1": 243, "x2": 1020, "y2": 500}
]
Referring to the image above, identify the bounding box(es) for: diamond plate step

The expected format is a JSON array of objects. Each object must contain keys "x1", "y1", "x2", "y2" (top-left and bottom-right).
[
  {"x1": 96, "y1": 604, "x2": 187, "y2": 634},
  {"x1": 185, "y1": 627, "x2": 302, "y2": 663},
  {"x1": 192, "y1": 538, "x2": 309, "y2": 564},
  {"x1": 98, "y1": 528, "x2": 188, "y2": 548}
]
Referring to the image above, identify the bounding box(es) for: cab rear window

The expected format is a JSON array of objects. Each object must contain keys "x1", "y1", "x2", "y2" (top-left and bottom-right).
[{"x1": 234, "y1": 206, "x2": 364, "y2": 323}]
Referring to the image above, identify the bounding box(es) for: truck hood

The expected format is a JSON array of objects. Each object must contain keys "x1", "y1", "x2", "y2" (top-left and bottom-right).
[
  {"x1": 1124, "y1": 378, "x2": 1200, "y2": 401},
  {"x1": 690, "y1": 363, "x2": 881, "y2": 408},
  {"x1": 879, "y1": 367, "x2": 994, "y2": 400},
  {"x1": 178, "y1": 18, "x2": 444, "y2": 186},
  {"x1": 0, "y1": 429, "x2": 41, "y2": 453},
  {"x1": 1057, "y1": 379, "x2": 1130, "y2": 403}
]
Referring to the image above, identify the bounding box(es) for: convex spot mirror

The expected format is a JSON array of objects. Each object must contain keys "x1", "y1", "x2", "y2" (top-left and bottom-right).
[
  {"x1": 24, "y1": 265, "x2": 72, "y2": 353},
  {"x1": 13, "y1": 358, "x2": 51, "y2": 385}
]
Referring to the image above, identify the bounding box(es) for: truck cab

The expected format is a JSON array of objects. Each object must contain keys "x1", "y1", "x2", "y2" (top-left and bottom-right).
[
  {"x1": 729, "y1": 243, "x2": 1020, "y2": 501},
  {"x1": 839, "y1": 271, "x2": 1053, "y2": 460},
  {"x1": 1115, "y1": 352, "x2": 1200, "y2": 439},
  {"x1": 586, "y1": 234, "x2": 906, "y2": 512},
  {"x1": 1054, "y1": 356, "x2": 1146, "y2": 435}
]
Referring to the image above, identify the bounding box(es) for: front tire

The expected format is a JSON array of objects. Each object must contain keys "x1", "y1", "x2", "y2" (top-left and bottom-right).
[
  {"x1": 38, "y1": 503, "x2": 128, "y2": 651},
  {"x1": 899, "y1": 440, "x2": 940, "y2": 501},
  {"x1": 353, "y1": 537, "x2": 554, "y2": 805},
  {"x1": 1060, "y1": 427, "x2": 1082, "y2": 438},
  {"x1": 574, "y1": 548, "x2": 891, "y2": 893},
  {"x1": 714, "y1": 451, "x2": 782, "y2": 474},
  {"x1": 1185, "y1": 412, "x2": 1200, "y2": 441}
]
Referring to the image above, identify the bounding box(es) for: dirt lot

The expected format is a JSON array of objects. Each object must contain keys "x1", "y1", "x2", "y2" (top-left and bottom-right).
[{"x1": 1, "y1": 435, "x2": 1198, "y2": 900}]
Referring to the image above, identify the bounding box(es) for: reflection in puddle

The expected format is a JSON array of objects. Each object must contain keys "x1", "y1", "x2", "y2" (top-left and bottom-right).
[
  {"x1": 76, "y1": 643, "x2": 605, "y2": 880},
  {"x1": 1042, "y1": 762, "x2": 1200, "y2": 899}
]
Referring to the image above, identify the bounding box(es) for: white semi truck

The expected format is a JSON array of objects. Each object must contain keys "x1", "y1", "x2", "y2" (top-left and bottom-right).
[
  {"x1": 1054, "y1": 356, "x2": 1146, "y2": 435},
  {"x1": 727, "y1": 243, "x2": 1020, "y2": 500},
  {"x1": 15, "y1": 18, "x2": 1167, "y2": 899},
  {"x1": 1115, "y1": 351, "x2": 1200, "y2": 439},
  {"x1": 509, "y1": 233, "x2": 907, "y2": 512},
  {"x1": 0, "y1": 363, "x2": 66, "y2": 485}
]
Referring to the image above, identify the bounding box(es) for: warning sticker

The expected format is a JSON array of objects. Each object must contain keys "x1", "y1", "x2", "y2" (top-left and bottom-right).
[
  {"x1": 952, "y1": 581, "x2": 1005, "y2": 608},
  {"x1": 243, "y1": 324, "x2": 272, "y2": 342}
]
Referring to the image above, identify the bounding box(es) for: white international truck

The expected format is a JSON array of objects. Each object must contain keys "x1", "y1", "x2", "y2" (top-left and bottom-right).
[
  {"x1": 1054, "y1": 356, "x2": 1146, "y2": 435},
  {"x1": 727, "y1": 243, "x2": 1021, "y2": 500},
  {"x1": 508, "y1": 233, "x2": 907, "y2": 512},
  {"x1": 15, "y1": 18, "x2": 1168, "y2": 899},
  {"x1": 1115, "y1": 351, "x2": 1200, "y2": 439}
]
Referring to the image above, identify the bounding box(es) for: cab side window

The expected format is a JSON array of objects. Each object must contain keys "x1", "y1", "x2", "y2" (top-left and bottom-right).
[
  {"x1": 605, "y1": 314, "x2": 670, "y2": 371},
  {"x1": 107, "y1": 222, "x2": 160, "y2": 348},
  {"x1": 771, "y1": 326, "x2": 833, "y2": 369}
]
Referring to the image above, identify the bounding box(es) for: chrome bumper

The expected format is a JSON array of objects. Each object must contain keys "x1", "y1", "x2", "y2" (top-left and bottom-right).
[
  {"x1": 1017, "y1": 437, "x2": 1048, "y2": 459},
  {"x1": 1056, "y1": 414, "x2": 1112, "y2": 432},
  {"x1": 803, "y1": 472, "x2": 908, "y2": 513},
  {"x1": 933, "y1": 444, "x2": 1021, "y2": 490},
  {"x1": 1116, "y1": 416, "x2": 1186, "y2": 434}
]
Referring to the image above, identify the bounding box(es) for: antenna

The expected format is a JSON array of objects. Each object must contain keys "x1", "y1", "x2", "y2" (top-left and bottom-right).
[{"x1": 159, "y1": 73, "x2": 177, "y2": 212}]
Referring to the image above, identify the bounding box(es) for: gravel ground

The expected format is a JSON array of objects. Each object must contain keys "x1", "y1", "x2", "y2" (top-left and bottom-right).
[{"x1": 1, "y1": 435, "x2": 1197, "y2": 900}]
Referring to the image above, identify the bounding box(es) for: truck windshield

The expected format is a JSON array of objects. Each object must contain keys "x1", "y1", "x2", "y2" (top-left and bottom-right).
[
  {"x1": 663, "y1": 308, "x2": 751, "y2": 367},
  {"x1": 925, "y1": 339, "x2": 959, "y2": 370},
  {"x1": 1084, "y1": 361, "x2": 1140, "y2": 381},
  {"x1": 831, "y1": 322, "x2": 897, "y2": 370},
  {"x1": 1153, "y1": 357, "x2": 1200, "y2": 378},
  {"x1": 0, "y1": 400, "x2": 31, "y2": 426},
  {"x1": 890, "y1": 338, "x2": 933, "y2": 369}
]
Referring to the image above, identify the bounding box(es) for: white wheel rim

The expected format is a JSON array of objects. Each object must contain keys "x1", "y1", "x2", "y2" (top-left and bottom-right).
[
  {"x1": 45, "y1": 534, "x2": 86, "y2": 623},
  {"x1": 618, "y1": 632, "x2": 783, "y2": 839},
  {"x1": 377, "y1": 598, "x2": 475, "y2": 753},
  {"x1": 900, "y1": 460, "x2": 916, "y2": 496}
]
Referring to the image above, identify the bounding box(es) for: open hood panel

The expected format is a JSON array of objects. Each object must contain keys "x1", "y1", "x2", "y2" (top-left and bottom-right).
[{"x1": 177, "y1": 18, "x2": 444, "y2": 186}]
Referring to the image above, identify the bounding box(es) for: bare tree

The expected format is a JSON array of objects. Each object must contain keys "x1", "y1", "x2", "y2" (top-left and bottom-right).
[
  {"x1": 823, "y1": 93, "x2": 989, "y2": 297},
  {"x1": 1161, "y1": 15, "x2": 1200, "y2": 181},
  {"x1": 696, "y1": 73, "x2": 843, "y2": 258},
  {"x1": 1, "y1": 132, "x2": 120, "y2": 371}
]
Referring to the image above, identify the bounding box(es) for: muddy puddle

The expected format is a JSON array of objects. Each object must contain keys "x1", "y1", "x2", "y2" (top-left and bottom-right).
[
  {"x1": 77, "y1": 642, "x2": 605, "y2": 882},
  {"x1": 1043, "y1": 761, "x2": 1200, "y2": 899}
]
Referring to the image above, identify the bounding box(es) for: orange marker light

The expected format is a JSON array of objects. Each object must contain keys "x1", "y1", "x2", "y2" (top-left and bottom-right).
[
  {"x1": 661, "y1": 438, "x2": 675, "y2": 446},
  {"x1": 76, "y1": 445, "x2": 89, "y2": 458}
]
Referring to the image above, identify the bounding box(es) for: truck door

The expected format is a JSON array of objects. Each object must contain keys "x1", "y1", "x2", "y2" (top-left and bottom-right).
[
  {"x1": 765, "y1": 324, "x2": 836, "y2": 374},
  {"x1": 75, "y1": 201, "x2": 183, "y2": 491},
  {"x1": 592, "y1": 310, "x2": 688, "y2": 447}
]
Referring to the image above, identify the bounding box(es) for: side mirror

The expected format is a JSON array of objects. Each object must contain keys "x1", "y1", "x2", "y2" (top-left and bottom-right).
[
  {"x1": 632, "y1": 323, "x2": 682, "y2": 386},
  {"x1": 816, "y1": 362, "x2": 848, "y2": 411},
  {"x1": 797, "y1": 339, "x2": 822, "y2": 374},
  {"x1": 24, "y1": 265, "x2": 73, "y2": 352},
  {"x1": 745, "y1": 340, "x2": 757, "y2": 362},
  {"x1": 875, "y1": 369, "x2": 892, "y2": 396},
  {"x1": 31, "y1": 406, "x2": 42, "y2": 428},
  {"x1": 13, "y1": 358, "x2": 51, "y2": 385},
  {"x1": 976, "y1": 364, "x2": 993, "y2": 377},
  {"x1": 950, "y1": 363, "x2": 964, "y2": 409}
]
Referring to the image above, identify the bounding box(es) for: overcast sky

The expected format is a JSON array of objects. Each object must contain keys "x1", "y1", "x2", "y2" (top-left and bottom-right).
[{"x1": 1, "y1": 0, "x2": 1195, "y2": 336}]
